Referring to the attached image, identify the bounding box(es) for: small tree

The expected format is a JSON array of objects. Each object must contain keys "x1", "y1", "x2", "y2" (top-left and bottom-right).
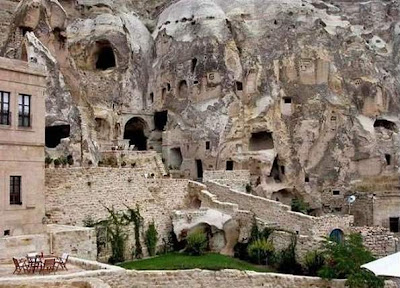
[
  {"x1": 103, "y1": 206, "x2": 128, "y2": 264},
  {"x1": 318, "y1": 233, "x2": 384, "y2": 288},
  {"x1": 275, "y1": 235, "x2": 303, "y2": 275},
  {"x1": 247, "y1": 238, "x2": 274, "y2": 265},
  {"x1": 185, "y1": 230, "x2": 207, "y2": 256},
  {"x1": 304, "y1": 250, "x2": 325, "y2": 276},
  {"x1": 145, "y1": 221, "x2": 158, "y2": 256}
]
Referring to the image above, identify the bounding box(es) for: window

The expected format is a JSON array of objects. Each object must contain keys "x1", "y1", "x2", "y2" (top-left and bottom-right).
[
  {"x1": 226, "y1": 160, "x2": 234, "y2": 171},
  {"x1": 10, "y1": 176, "x2": 21, "y2": 205},
  {"x1": 0, "y1": 91, "x2": 10, "y2": 125},
  {"x1": 333, "y1": 190, "x2": 340, "y2": 195},
  {"x1": 385, "y1": 154, "x2": 391, "y2": 165},
  {"x1": 283, "y1": 97, "x2": 292, "y2": 104},
  {"x1": 18, "y1": 94, "x2": 31, "y2": 127},
  {"x1": 390, "y1": 217, "x2": 399, "y2": 233},
  {"x1": 3, "y1": 230, "x2": 10, "y2": 236},
  {"x1": 206, "y1": 141, "x2": 210, "y2": 150}
]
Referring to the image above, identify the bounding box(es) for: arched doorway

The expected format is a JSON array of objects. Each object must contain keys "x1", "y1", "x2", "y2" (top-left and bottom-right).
[
  {"x1": 123, "y1": 117, "x2": 148, "y2": 151},
  {"x1": 329, "y1": 229, "x2": 344, "y2": 243}
]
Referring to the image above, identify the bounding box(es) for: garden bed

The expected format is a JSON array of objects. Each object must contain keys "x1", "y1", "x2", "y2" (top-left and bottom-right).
[{"x1": 119, "y1": 253, "x2": 270, "y2": 272}]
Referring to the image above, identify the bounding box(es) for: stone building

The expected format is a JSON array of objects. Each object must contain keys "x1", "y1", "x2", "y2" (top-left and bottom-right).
[{"x1": 0, "y1": 56, "x2": 46, "y2": 236}]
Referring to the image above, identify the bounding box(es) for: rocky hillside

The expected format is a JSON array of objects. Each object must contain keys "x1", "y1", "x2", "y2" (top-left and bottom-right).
[{"x1": 1, "y1": 0, "x2": 400, "y2": 212}]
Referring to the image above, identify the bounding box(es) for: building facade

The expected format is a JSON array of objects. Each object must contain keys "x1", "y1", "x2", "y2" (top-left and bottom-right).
[{"x1": 0, "y1": 57, "x2": 46, "y2": 236}]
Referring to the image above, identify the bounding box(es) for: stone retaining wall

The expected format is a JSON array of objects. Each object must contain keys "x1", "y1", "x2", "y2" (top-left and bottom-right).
[
  {"x1": 203, "y1": 170, "x2": 250, "y2": 192},
  {"x1": 45, "y1": 168, "x2": 190, "y2": 260},
  {"x1": 0, "y1": 234, "x2": 49, "y2": 262},
  {"x1": 0, "y1": 257, "x2": 396, "y2": 288},
  {"x1": 205, "y1": 181, "x2": 353, "y2": 237},
  {"x1": 352, "y1": 226, "x2": 399, "y2": 257}
]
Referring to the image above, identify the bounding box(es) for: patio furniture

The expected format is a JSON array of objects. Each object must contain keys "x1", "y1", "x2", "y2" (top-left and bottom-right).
[
  {"x1": 26, "y1": 254, "x2": 41, "y2": 273},
  {"x1": 40, "y1": 258, "x2": 56, "y2": 274},
  {"x1": 55, "y1": 253, "x2": 69, "y2": 270},
  {"x1": 12, "y1": 257, "x2": 28, "y2": 274}
]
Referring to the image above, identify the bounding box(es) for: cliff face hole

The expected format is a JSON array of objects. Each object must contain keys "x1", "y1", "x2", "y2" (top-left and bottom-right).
[
  {"x1": 272, "y1": 189, "x2": 294, "y2": 205},
  {"x1": 374, "y1": 119, "x2": 397, "y2": 131},
  {"x1": 169, "y1": 147, "x2": 183, "y2": 170},
  {"x1": 178, "y1": 80, "x2": 188, "y2": 98},
  {"x1": 95, "y1": 118, "x2": 110, "y2": 140},
  {"x1": 249, "y1": 131, "x2": 274, "y2": 151},
  {"x1": 45, "y1": 125, "x2": 71, "y2": 148},
  {"x1": 123, "y1": 117, "x2": 148, "y2": 150},
  {"x1": 269, "y1": 156, "x2": 281, "y2": 182},
  {"x1": 154, "y1": 111, "x2": 168, "y2": 131},
  {"x1": 191, "y1": 58, "x2": 197, "y2": 73},
  {"x1": 94, "y1": 41, "x2": 116, "y2": 70}
]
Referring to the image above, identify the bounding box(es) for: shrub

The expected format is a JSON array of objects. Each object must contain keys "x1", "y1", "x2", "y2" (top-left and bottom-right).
[
  {"x1": 121, "y1": 161, "x2": 127, "y2": 167},
  {"x1": 275, "y1": 236, "x2": 303, "y2": 275},
  {"x1": 247, "y1": 238, "x2": 274, "y2": 265},
  {"x1": 291, "y1": 198, "x2": 310, "y2": 214},
  {"x1": 318, "y1": 233, "x2": 384, "y2": 288},
  {"x1": 185, "y1": 230, "x2": 207, "y2": 256},
  {"x1": 304, "y1": 250, "x2": 325, "y2": 276},
  {"x1": 145, "y1": 221, "x2": 158, "y2": 256},
  {"x1": 245, "y1": 183, "x2": 252, "y2": 193}
]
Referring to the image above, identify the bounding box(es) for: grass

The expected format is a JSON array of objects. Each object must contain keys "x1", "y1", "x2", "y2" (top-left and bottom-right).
[{"x1": 119, "y1": 253, "x2": 270, "y2": 272}]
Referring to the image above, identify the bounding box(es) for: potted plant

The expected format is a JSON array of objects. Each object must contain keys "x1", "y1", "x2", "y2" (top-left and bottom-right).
[
  {"x1": 45, "y1": 156, "x2": 53, "y2": 168},
  {"x1": 54, "y1": 158, "x2": 61, "y2": 168}
]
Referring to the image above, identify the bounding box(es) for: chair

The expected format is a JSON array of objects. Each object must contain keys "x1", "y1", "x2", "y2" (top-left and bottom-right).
[
  {"x1": 40, "y1": 258, "x2": 56, "y2": 274},
  {"x1": 12, "y1": 257, "x2": 28, "y2": 274},
  {"x1": 26, "y1": 254, "x2": 41, "y2": 273},
  {"x1": 55, "y1": 253, "x2": 69, "y2": 270}
]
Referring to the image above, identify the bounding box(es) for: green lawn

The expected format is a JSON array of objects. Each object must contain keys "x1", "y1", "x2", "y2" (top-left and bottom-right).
[{"x1": 119, "y1": 253, "x2": 270, "y2": 272}]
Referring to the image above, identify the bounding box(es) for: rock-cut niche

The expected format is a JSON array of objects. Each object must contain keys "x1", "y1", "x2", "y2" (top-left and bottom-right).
[
  {"x1": 249, "y1": 131, "x2": 274, "y2": 151},
  {"x1": 45, "y1": 125, "x2": 70, "y2": 148},
  {"x1": 93, "y1": 40, "x2": 116, "y2": 70},
  {"x1": 123, "y1": 117, "x2": 148, "y2": 150}
]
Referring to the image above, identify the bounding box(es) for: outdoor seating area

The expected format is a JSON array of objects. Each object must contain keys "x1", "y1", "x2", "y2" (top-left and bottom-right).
[{"x1": 11, "y1": 253, "x2": 69, "y2": 275}]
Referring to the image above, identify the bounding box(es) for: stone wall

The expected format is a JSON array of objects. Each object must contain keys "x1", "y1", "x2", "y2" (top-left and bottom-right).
[
  {"x1": 47, "y1": 225, "x2": 97, "y2": 261},
  {"x1": 203, "y1": 170, "x2": 250, "y2": 192},
  {"x1": 205, "y1": 181, "x2": 353, "y2": 237},
  {"x1": 0, "y1": 234, "x2": 49, "y2": 262},
  {"x1": 45, "y1": 168, "x2": 190, "y2": 260},
  {"x1": 100, "y1": 151, "x2": 167, "y2": 176},
  {"x1": 352, "y1": 226, "x2": 399, "y2": 257},
  {"x1": 0, "y1": 256, "x2": 397, "y2": 288}
]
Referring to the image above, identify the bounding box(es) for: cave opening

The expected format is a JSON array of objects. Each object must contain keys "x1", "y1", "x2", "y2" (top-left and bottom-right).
[
  {"x1": 236, "y1": 81, "x2": 243, "y2": 91},
  {"x1": 123, "y1": 117, "x2": 148, "y2": 150},
  {"x1": 95, "y1": 41, "x2": 116, "y2": 70},
  {"x1": 374, "y1": 119, "x2": 397, "y2": 131},
  {"x1": 154, "y1": 111, "x2": 168, "y2": 131},
  {"x1": 191, "y1": 58, "x2": 197, "y2": 73},
  {"x1": 269, "y1": 157, "x2": 281, "y2": 182},
  {"x1": 226, "y1": 160, "x2": 234, "y2": 171},
  {"x1": 169, "y1": 147, "x2": 183, "y2": 170},
  {"x1": 45, "y1": 125, "x2": 71, "y2": 148},
  {"x1": 249, "y1": 131, "x2": 274, "y2": 151},
  {"x1": 178, "y1": 80, "x2": 188, "y2": 98}
]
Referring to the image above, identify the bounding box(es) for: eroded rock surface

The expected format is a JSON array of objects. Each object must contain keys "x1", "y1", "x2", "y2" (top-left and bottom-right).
[{"x1": 2, "y1": 0, "x2": 400, "y2": 213}]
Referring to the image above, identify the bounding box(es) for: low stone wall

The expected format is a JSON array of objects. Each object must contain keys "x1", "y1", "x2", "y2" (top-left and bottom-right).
[
  {"x1": 45, "y1": 168, "x2": 190, "y2": 260},
  {"x1": 352, "y1": 226, "x2": 399, "y2": 257},
  {"x1": 205, "y1": 181, "x2": 353, "y2": 237},
  {"x1": 47, "y1": 225, "x2": 97, "y2": 261},
  {"x1": 0, "y1": 257, "x2": 396, "y2": 288},
  {"x1": 203, "y1": 170, "x2": 250, "y2": 192},
  {"x1": 100, "y1": 151, "x2": 167, "y2": 176},
  {"x1": 0, "y1": 234, "x2": 49, "y2": 262}
]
